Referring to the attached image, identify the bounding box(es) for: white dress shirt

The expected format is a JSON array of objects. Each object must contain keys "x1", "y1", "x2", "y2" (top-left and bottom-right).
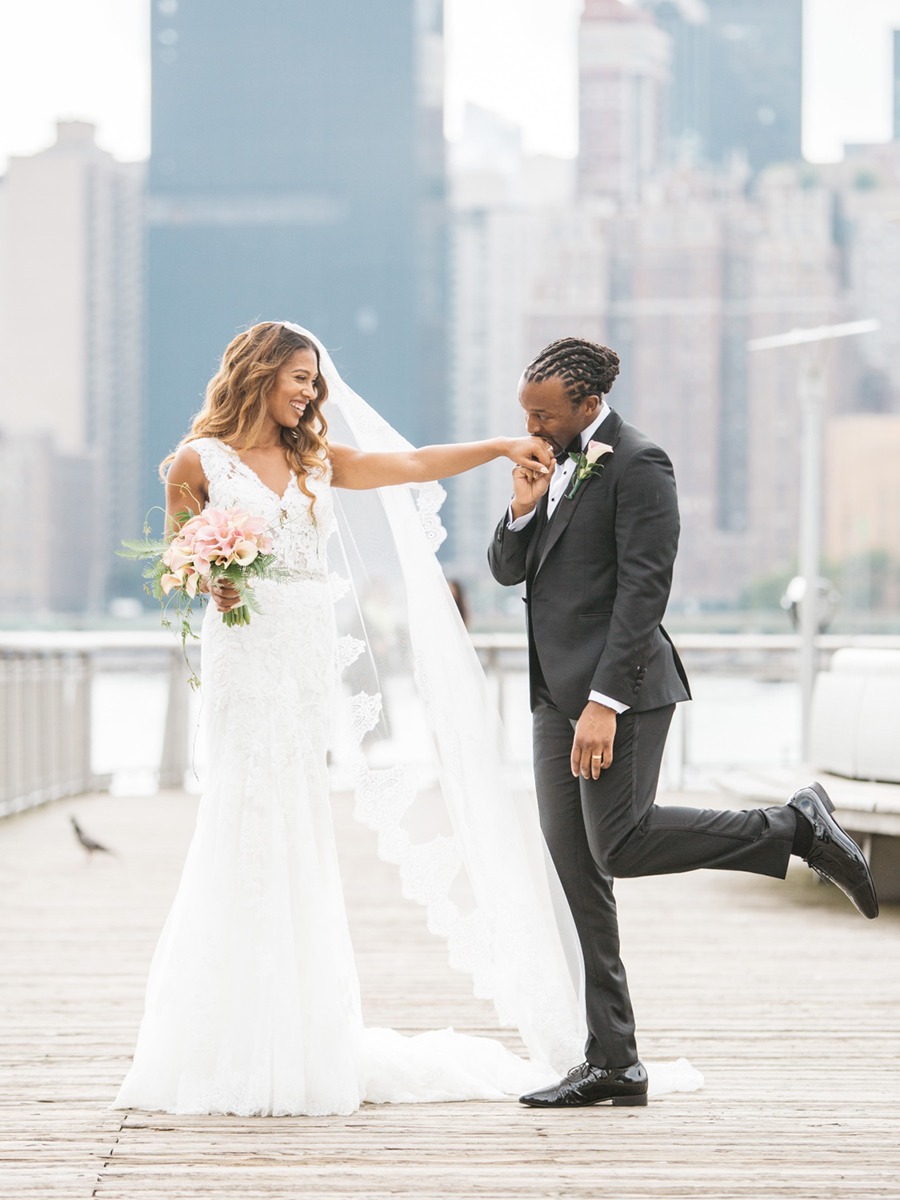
[{"x1": 507, "y1": 402, "x2": 628, "y2": 714}]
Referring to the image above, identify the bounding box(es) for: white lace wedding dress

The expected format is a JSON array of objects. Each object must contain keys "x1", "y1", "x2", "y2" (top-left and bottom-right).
[{"x1": 112, "y1": 438, "x2": 553, "y2": 1117}]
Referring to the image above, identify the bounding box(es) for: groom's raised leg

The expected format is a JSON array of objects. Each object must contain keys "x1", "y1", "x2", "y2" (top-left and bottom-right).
[
  {"x1": 581, "y1": 706, "x2": 796, "y2": 881},
  {"x1": 532, "y1": 692, "x2": 638, "y2": 1070},
  {"x1": 578, "y1": 710, "x2": 876, "y2": 916}
]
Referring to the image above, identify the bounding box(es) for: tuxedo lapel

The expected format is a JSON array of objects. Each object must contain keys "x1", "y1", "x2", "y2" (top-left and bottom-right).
[
  {"x1": 533, "y1": 410, "x2": 624, "y2": 581},
  {"x1": 525, "y1": 492, "x2": 550, "y2": 581},
  {"x1": 533, "y1": 481, "x2": 583, "y2": 579}
]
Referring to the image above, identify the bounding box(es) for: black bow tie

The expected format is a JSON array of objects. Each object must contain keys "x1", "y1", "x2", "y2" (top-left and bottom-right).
[{"x1": 555, "y1": 436, "x2": 582, "y2": 466}]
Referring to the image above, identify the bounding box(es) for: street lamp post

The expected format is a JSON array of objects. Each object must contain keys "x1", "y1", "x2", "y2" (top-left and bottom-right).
[
  {"x1": 747, "y1": 319, "x2": 880, "y2": 762},
  {"x1": 796, "y1": 352, "x2": 824, "y2": 758}
]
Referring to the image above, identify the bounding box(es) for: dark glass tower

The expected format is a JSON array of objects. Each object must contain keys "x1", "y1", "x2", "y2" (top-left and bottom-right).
[
  {"x1": 705, "y1": 0, "x2": 802, "y2": 170},
  {"x1": 642, "y1": 0, "x2": 802, "y2": 172},
  {"x1": 146, "y1": 0, "x2": 447, "y2": 499}
]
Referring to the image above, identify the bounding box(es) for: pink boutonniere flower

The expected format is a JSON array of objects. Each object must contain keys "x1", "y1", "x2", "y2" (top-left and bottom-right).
[{"x1": 567, "y1": 440, "x2": 613, "y2": 499}]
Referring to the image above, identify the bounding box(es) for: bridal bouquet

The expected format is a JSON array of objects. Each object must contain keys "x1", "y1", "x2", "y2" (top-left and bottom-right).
[{"x1": 122, "y1": 507, "x2": 279, "y2": 682}]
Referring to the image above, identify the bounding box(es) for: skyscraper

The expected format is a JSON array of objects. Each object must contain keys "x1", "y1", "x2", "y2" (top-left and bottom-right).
[
  {"x1": 578, "y1": 0, "x2": 671, "y2": 205},
  {"x1": 0, "y1": 121, "x2": 144, "y2": 612},
  {"x1": 147, "y1": 0, "x2": 447, "y2": 502},
  {"x1": 639, "y1": 0, "x2": 803, "y2": 173}
]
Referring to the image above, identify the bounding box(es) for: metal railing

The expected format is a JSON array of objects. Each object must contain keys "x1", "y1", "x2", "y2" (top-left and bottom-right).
[
  {"x1": 469, "y1": 631, "x2": 900, "y2": 722},
  {"x1": 0, "y1": 633, "x2": 191, "y2": 818},
  {"x1": 3, "y1": 629, "x2": 900, "y2": 818},
  {"x1": 0, "y1": 644, "x2": 93, "y2": 817}
]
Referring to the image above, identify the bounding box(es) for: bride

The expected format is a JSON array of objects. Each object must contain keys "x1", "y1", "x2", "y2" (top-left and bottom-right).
[{"x1": 113, "y1": 320, "x2": 586, "y2": 1117}]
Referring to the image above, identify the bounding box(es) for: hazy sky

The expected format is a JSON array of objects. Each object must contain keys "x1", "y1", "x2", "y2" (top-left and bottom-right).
[{"x1": 1, "y1": 0, "x2": 900, "y2": 170}]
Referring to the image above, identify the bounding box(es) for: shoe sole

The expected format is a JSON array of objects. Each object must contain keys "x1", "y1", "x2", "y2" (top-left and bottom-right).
[{"x1": 519, "y1": 1093, "x2": 649, "y2": 1108}]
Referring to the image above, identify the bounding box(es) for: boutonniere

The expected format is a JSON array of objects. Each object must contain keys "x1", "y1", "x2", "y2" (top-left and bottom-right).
[{"x1": 566, "y1": 440, "x2": 613, "y2": 499}]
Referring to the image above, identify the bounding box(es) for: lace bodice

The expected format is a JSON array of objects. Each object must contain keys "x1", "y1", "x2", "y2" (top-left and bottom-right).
[{"x1": 190, "y1": 437, "x2": 335, "y2": 578}]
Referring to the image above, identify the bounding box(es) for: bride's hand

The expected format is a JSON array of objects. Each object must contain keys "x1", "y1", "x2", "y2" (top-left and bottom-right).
[
  {"x1": 502, "y1": 436, "x2": 554, "y2": 475},
  {"x1": 210, "y1": 578, "x2": 242, "y2": 613}
]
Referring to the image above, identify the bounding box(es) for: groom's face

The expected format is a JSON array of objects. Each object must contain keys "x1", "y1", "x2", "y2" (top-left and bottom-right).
[{"x1": 518, "y1": 375, "x2": 600, "y2": 456}]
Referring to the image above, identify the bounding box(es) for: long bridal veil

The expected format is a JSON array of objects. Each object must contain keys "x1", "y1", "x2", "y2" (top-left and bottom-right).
[{"x1": 285, "y1": 324, "x2": 586, "y2": 1072}]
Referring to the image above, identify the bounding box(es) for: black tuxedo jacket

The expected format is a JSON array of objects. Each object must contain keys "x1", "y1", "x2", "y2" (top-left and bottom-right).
[{"x1": 487, "y1": 410, "x2": 691, "y2": 720}]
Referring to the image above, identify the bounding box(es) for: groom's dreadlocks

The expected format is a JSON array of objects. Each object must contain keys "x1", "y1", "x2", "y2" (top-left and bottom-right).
[{"x1": 524, "y1": 338, "x2": 620, "y2": 407}]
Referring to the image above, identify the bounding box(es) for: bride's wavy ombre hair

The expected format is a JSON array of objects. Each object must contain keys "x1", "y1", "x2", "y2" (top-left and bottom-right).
[{"x1": 162, "y1": 322, "x2": 329, "y2": 514}]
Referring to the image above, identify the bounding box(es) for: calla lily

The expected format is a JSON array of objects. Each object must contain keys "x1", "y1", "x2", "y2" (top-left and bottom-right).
[
  {"x1": 162, "y1": 543, "x2": 193, "y2": 571},
  {"x1": 232, "y1": 540, "x2": 260, "y2": 567},
  {"x1": 567, "y1": 442, "x2": 613, "y2": 500},
  {"x1": 585, "y1": 441, "x2": 614, "y2": 465},
  {"x1": 160, "y1": 571, "x2": 184, "y2": 595}
]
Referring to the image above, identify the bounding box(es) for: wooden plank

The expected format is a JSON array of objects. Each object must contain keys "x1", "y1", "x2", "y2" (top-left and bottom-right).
[{"x1": 0, "y1": 786, "x2": 899, "y2": 1199}]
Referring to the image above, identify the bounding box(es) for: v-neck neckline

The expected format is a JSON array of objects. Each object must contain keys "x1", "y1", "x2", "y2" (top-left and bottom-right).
[{"x1": 218, "y1": 441, "x2": 296, "y2": 501}]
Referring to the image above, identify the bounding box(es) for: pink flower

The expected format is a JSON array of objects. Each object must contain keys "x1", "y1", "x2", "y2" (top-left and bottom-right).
[
  {"x1": 160, "y1": 564, "x2": 202, "y2": 596},
  {"x1": 585, "y1": 440, "x2": 614, "y2": 465},
  {"x1": 566, "y1": 441, "x2": 613, "y2": 500},
  {"x1": 161, "y1": 542, "x2": 193, "y2": 571},
  {"x1": 232, "y1": 539, "x2": 260, "y2": 566},
  {"x1": 160, "y1": 505, "x2": 272, "y2": 597},
  {"x1": 160, "y1": 570, "x2": 185, "y2": 595},
  {"x1": 183, "y1": 567, "x2": 201, "y2": 599}
]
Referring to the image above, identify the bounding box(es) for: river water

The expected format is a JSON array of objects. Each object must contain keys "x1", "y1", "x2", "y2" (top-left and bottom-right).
[{"x1": 92, "y1": 670, "x2": 801, "y2": 796}]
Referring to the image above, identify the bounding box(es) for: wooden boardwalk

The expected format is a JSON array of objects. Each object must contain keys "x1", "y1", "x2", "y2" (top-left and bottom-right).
[{"x1": 2, "y1": 785, "x2": 899, "y2": 1200}]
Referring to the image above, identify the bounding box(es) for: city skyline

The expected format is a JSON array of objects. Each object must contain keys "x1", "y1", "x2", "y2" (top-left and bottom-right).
[
  {"x1": 3, "y1": 0, "x2": 900, "y2": 617},
  {"x1": 143, "y1": 0, "x2": 448, "y2": 507},
  {"x1": 3, "y1": 0, "x2": 900, "y2": 171}
]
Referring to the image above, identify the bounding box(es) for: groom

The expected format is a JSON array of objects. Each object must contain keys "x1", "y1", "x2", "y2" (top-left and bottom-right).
[{"x1": 487, "y1": 337, "x2": 878, "y2": 1109}]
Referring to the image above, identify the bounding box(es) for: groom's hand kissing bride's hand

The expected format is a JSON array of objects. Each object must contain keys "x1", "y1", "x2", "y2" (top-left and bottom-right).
[{"x1": 571, "y1": 701, "x2": 616, "y2": 780}]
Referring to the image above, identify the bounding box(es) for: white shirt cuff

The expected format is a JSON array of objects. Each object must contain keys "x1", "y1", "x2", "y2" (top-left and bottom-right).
[
  {"x1": 589, "y1": 689, "x2": 630, "y2": 714},
  {"x1": 507, "y1": 505, "x2": 537, "y2": 531}
]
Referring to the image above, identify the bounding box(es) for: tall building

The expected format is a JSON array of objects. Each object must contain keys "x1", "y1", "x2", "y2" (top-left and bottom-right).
[
  {"x1": 447, "y1": 0, "x2": 848, "y2": 614},
  {"x1": 578, "y1": 0, "x2": 671, "y2": 205},
  {"x1": 0, "y1": 121, "x2": 144, "y2": 612},
  {"x1": 836, "y1": 143, "x2": 900, "y2": 405},
  {"x1": 605, "y1": 172, "x2": 727, "y2": 594},
  {"x1": 595, "y1": 161, "x2": 842, "y2": 609},
  {"x1": 826, "y1": 414, "x2": 900, "y2": 566},
  {"x1": 447, "y1": 203, "x2": 608, "y2": 602},
  {"x1": 445, "y1": 114, "x2": 607, "y2": 602},
  {"x1": 147, "y1": 0, "x2": 448, "y2": 504},
  {"x1": 639, "y1": 0, "x2": 803, "y2": 173}
]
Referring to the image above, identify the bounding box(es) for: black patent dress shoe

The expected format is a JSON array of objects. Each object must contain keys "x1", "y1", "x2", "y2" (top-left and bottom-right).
[
  {"x1": 519, "y1": 1060, "x2": 648, "y2": 1108},
  {"x1": 788, "y1": 781, "x2": 879, "y2": 919}
]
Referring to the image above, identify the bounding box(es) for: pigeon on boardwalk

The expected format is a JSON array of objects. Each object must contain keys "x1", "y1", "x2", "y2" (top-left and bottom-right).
[{"x1": 71, "y1": 816, "x2": 114, "y2": 858}]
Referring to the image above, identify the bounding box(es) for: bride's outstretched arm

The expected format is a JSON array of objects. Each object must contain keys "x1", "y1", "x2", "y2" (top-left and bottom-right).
[{"x1": 329, "y1": 437, "x2": 553, "y2": 490}]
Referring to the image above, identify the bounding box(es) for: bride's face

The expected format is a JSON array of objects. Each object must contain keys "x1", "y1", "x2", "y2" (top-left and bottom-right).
[{"x1": 266, "y1": 349, "x2": 320, "y2": 429}]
